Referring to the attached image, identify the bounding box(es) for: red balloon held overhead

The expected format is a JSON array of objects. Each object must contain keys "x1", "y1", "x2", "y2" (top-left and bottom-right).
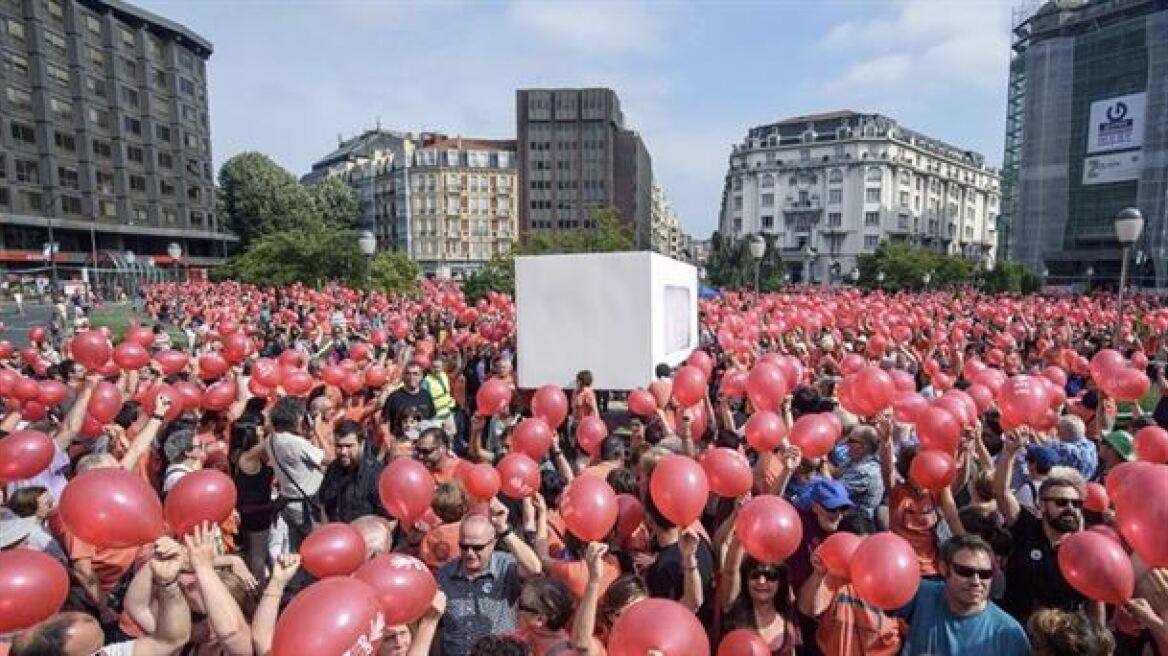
[
  {"x1": 143, "y1": 384, "x2": 183, "y2": 422},
  {"x1": 300, "y1": 523, "x2": 367, "y2": 578},
  {"x1": 463, "y1": 463, "x2": 501, "y2": 500},
  {"x1": 607, "y1": 598, "x2": 710, "y2": 656},
  {"x1": 59, "y1": 468, "x2": 165, "y2": 548},
  {"x1": 627, "y1": 389, "x2": 658, "y2": 416},
  {"x1": 87, "y1": 381, "x2": 123, "y2": 424},
  {"x1": 576, "y1": 416, "x2": 608, "y2": 456},
  {"x1": 20, "y1": 347, "x2": 38, "y2": 368},
  {"x1": 560, "y1": 475, "x2": 618, "y2": 542},
  {"x1": 476, "y1": 378, "x2": 512, "y2": 416},
  {"x1": 850, "y1": 533, "x2": 921, "y2": 610},
  {"x1": 650, "y1": 455, "x2": 709, "y2": 528},
  {"x1": 909, "y1": 450, "x2": 957, "y2": 491},
  {"x1": 497, "y1": 453, "x2": 541, "y2": 499},
  {"x1": 720, "y1": 370, "x2": 748, "y2": 399},
  {"x1": 615, "y1": 494, "x2": 644, "y2": 545},
  {"x1": 202, "y1": 380, "x2": 237, "y2": 412},
  {"x1": 788, "y1": 413, "x2": 841, "y2": 460},
  {"x1": 340, "y1": 371, "x2": 365, "y2": 395},
  {"x1": 1057, "y1": 530, "x2": 1134, "y2": 605},
  {"x1": 378, "y1": 458, "x2": 434, "y2": 524},
  {"x1": 71, "y1": 330, "x2": 111, "y2": 370},
  {"x1": 512, "y1": 418, "x2": 554, "y2": 460},
  {"x1": 363, "y1": 365, "x2": 389, "y2": 389},
  {"x1": 277, "y1": 349, "x2": 304, "y2": 368},
  {"x1": 701, "y1": 447, "x2": 753, "y2": 498},
  {"x1": 816, "y1": 531, "x2": 863, "y2": 579},
  {"x1": 735, "y1": 495, "x2": 802, "y2": 564},
  {"x1": 155, "y1": 350, "x2": 189, "y2": 376},
  {"x1": 744, "y1": 410, "x2": 787, "y2": 452},
  {"x1": 282, "y1": 367, "x2": 315, "y2": 396},
  {"x1": 20, "y1": 401, "x2": 47, "y2": 421},
  {"x1": 0, "y1": 430, "x2": 54, "y2": 482},
  {"x1": 198, "y1": 353, "x2": 229, "y2": 381},
  {"x1": 746, "y1": 362, "x2": 789, "y2": 413},
  {"x1": 672, "y1": 365, "x2": 708, "y2": 408},
  {"x1": 1135, "y1": 426, "x2": 1168, "y2": 463},
  {"x1": 0, "y1": 340, "x2": 12, "y2": 360},
  {"x1": 915, "y1": 406, "x2": 962, "y2": 454},
  {"x1": 840, "y1": 353, "x2": 866, "y2": 376},
  {"x1": 687, "y1": 350, "x2": 714, "y2": 378},
  {"x1": 163, "y1": 469, "x2": 237, "y2": 537},
  {"x1": 27, "y1": 325, "x2": 47, "y2": 344},
  {"x1": 221, "y1": 332, "x2": 252, "y2": 364},
  {"x1": 0, "y1": 550, "x2": 69, "y2": 634},
  {"x1": 1084, "y1": 482, "x2": 1110, "y2": 513},
  {"x1": 125, "y1": 325, "x2": 155, "y2": 348},
  {"x1": 892, "y1": 391, "x2": 928, "y2": 424},
  {"x1": 37, "y1": 380, "x2": 68, "y2": 407},
  {"x1": 270, "y1": 577, "x2": 384, "y2": 656},
  {"x1": 113, "y1": 341, "x2": 150, "y2": 370},
  {"x1": 12, "y1": 376, "x2": 39, "y2": 402},
  {"x1": 532, "y1": 385, "x2": 569, "y2": 428},
  {"x1": 321, "y1": 364, "x2": 346, "y2": 387},
  {"x1": 854, "y1": 366, "x2": 896, "y2": 413},
  {"x1": 1113, "y1": 463, "x2": 1168, "y2": 567},
  {"x1": 353, "y1": 553, "x2": 437, "y2": 626},
  {"x1": 172, "y1": 381, "x2": 203, "y2": 411}
]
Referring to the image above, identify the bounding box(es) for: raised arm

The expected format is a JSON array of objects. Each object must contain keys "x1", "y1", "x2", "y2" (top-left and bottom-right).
[
  {"x1": 993, "y1": 430, "x2": 1024, "y2": 527},
  {"x1": 678, "y1": 528, "x2": 704, "y2": 613},
  {"x1": 134, "y1": 537, "x2": 193, "y2": 656},
  {"x1": 570, "y1": 543, "x2": 608, "y2": 656},
  {"x1": 718, "y1": 534, "x2": 745, "y2": 611},
  {"x1": 407, "y1": 591, "x2": 446, "y2": 656},
  {"x1": 490, "y1": 498, "x2": 542, "y2": 576},
  {"x1": 185, "y1": 523, "x2": 253, "y2": 655},
  {"x1": 252, "y1": 554, "x2": 301, "y2": 656}
]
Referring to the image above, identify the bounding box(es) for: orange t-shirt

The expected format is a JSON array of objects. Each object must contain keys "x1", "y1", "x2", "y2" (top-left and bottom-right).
[
  {"x1": 580, "y1": 460, "x2": 620, "y2": 481},
  {"x1": 888, "y1": 484, "x2": 939, "y2": 577},
  {"x1": 431, "y1": 456, "x2": 462, "y2": 485},
  {"x1": 815, "y1": 583, "x2": 906, "y2": 656},
  {"x1": 574, "y1": 388, "x2": 597, "y2": 422},
  {"x1": 548, "y1": 553, "x2": 621, "y2": 600},
  {"x1": 420, "y1": 521, "x2": 461, "y2": 570},
  {"x1": 754, "y1": 450, "x2": 785, "y2": 495},
  {"x1": 62, "y1": 531, "x2": 144, "y2": 595}
]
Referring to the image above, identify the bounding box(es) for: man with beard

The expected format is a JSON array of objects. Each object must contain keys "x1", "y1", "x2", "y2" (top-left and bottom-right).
[{"x1": 994, "y1": 429, "x2": 1094, "y2": 624}]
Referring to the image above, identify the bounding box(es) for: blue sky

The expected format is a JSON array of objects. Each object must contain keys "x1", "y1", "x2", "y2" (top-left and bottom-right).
[{"x1": 140, "y1": 0, "x2": 1017, "y2": 238}]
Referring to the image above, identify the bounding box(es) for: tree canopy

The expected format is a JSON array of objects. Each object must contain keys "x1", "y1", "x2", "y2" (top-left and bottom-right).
[
  {"x1": 215, "y1": 223, "x2": 367, "y2": 288},
  {"x1": 705, "y1": 231, "x2": 786, "y2": 291},
  {"x1": 855, "y1": 242, "x2": 975, "y2": 291},
  {"x1": 368, "y1": 251, "x2": 421, "y2": 294}
]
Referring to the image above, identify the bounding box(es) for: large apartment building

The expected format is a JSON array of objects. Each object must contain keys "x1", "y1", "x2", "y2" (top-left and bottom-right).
[
  {"x1": 718, "y1": 111, "x2": 1001, "y2": 284},
  {"x1": 304, "y1": 129, "x2": 518, "y2": 277},
  {"x1": 0, "y1": 0, "x2": 227, "y2": 281},
  {"x1": 516, "y1": 88, "x2": 654, "y2": 249}
]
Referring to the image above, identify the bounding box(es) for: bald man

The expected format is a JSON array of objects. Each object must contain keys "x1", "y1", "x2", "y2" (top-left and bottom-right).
[
  {"x1": 351, "y1": 514, "x2": 395, "y2": 560},
  {"x1": 435, "y1": 503, "x2": 542, "y2": 656}
]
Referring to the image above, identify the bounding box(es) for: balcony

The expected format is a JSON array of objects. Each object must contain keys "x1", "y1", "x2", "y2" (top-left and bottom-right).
[
  {"x1": 819, "y1": 223, "x2": 849, "y2": 235},
  {"x1": 783, "y1": 195, "x2": 823, "y2": 212}
]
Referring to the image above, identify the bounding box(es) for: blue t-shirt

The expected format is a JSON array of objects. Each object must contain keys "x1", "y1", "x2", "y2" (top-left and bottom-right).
[{"x1": 895, "y1": 579, "x2": 1030, "y2": 656}]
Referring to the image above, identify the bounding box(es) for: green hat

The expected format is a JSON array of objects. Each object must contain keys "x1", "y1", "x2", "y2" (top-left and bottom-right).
[{"x1": 1102, "y1": 430, "x2": 1134, "y2": 462}]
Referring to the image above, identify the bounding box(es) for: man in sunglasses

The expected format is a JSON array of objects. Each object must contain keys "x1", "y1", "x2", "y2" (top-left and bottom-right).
[
  {"x1": 894, "y1": 534, "x2": 1030, "y2": 655},
  {"x1": 994, "y1": 429, "x2": 1094, "y2": 624}
]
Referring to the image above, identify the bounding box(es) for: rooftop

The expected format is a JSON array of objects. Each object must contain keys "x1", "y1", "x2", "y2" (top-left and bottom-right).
[
  {"x1": 84, "y1": 0, "x2": 213, "y2": 56},
  {"x1": 775, "y1": 110, "x2": 860, "y2": 125}
]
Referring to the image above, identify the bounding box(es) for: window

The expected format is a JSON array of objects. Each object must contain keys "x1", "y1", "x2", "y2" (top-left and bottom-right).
[
  {"x1": 87, "y1": 107, "x2": 110, "y2": 129},
  {"x1": 800, "y1": 148, "x2": 810, "y2": 161},
  {"x1": 866, "y1": 167, "x2": 882, "y2": 182},
  {"x1": 898, "y1": 214, "x2": 909, "y2": 230},
  {"x1": 9, "y1": 120, "x2": 34, "y2": 144},
  {"x1": 187, "y1": 185, "x2": 202, "y2": 202},
  {"x1": 61, "y1": 195, "x2": 82, "y2": 215},
  {"x1": 827, "y1": 212, "x2": 842, "y2": 227},
  {"x1": 95, "y1": 170, "x2": 114, "y2": 193},
  {"x1": 99, "y1": 199, "x2": 117, "y2": 218},
  {"x1": 46, "y1": 62, "x2": 69, "y2": 88},
  {"x1": 0, "y1": 188, "x2": 8, "y2": 207},
  {"x1": 760, "y1": 174, "x2": 774, "y2": 188},
  {"x1": 899, "y1": 191, "x2": 909, "y2": 207},
  {"x1": 152, "y1": 68, "x2": 167, "y2": 89},
  {"x1": 5, "y1": 18, "x2": 25, "y2": 44},
  {"x1": 179, "y1": 77, "x2": 195, "y2": 96},
  {"x1": 46, "y1": 0, "x2": 65, "y2": 24},
  {"x1": 121, "y1": 86, "x2": 140, "y2": 108},
  {"x1": 123, "y1": 115, "x2": 141, "y2": 135},
  {"x1": 865, "y1": 188, "x2": 881, "y2": 203},
  {"x1": 179, "y1": 50, "x2": 193, "y2": 71},
  {"x1": 6, "y1": 86, "x2": 31, "y2": 111},
  {"x1": 85, "y1": 76, "x2": 106, "y2": 98},
  {"x1": 129, "y1": 174, "x2": 146, "y2": 192},
  {"x1": 84, "y1": 13, "x2": 102, "y2": 36},
  {"x1": 760, "y1": 193, "x2": 774, "y2": 208},
  {"x1": 119, "y1": 25, "x2": 134, "y2": 49},
  {"x1": 92, "y1": 138, "x2": 112, "y2": 159},
  {"x1": 828, "y1": 189, "x2": 842, "y2": 204},
  {"x1": 126, "y1": 145, "x2": 144, "y2": 163},
  {"x1": 864, "y1": 235, "x2": 879, "y2": 250},
  {"x1": 0, "y1": 153, "x2": 4, "y2": 179},
  {"x1": 161, "y1": 207, "x2": 176, "y2": 224},
  {"x1": 44, "y1": 30, "x2": 66, "y2": 58},
  {"x1": 14, "y1": 158, "x2": 39, "y2": 184},
  {"x1": 17, "y1": 189, "x2": 42, "y2": 211},
  {"x1": 2, "y1": 51, "x2": 29, "y2": 80},
  {"x1": 49, "y1": 97, "x2": 72, "y2": 121},
  {"x1": 762, "y1": 215, "x2": 774, "y2": 229},
  {"x1": 146, "y1": 36, "x2": 162, "y2": 59},
  {"x1": 864, "y1": 211, "x2": 880, "y2": 227},
  {"x1": 733, "y1": 196, "x2": 743, "y2": 211},
  {"x1": 154, "y1": 124, "x2": 171, "y2": 143},
  {"x1": 58, "y1": 166, "x2": 79, "y2": 190},
  {"x1": 53, "y1": 131, "x2": 75, "y2": 152},
  {"x1": 159, "y1": 179, "x2": 174, "y2": 196},
  {"x1": 119, "y1": 56, "x2": 137, "y2": 78}
]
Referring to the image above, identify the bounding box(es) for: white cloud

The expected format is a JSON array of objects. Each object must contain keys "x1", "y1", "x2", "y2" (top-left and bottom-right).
[{"x1": 505, "y1": 1, "x2": 667, "y2": 56}]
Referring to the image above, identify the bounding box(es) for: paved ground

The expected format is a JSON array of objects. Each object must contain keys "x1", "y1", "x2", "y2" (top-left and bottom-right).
[{"x1": 0, "y1": 302, "x2": 54, "y2": 347}]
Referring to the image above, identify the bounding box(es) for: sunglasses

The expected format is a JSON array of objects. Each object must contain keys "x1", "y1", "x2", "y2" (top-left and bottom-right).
[
  {"x1": 1042, "y1": 497, "x2": 1083, "y2": 509},
  {"x1": 749, "y1": 568, "x2": 782, "y2": 582},
  {"x1": 950, "y1": 563, "x2": 994, "y2": 580},
  {"x1": 460, "y1": 542, "x2": 492, "y2": 553},
  {"x1": 414, "y1": 447, "x2": 437, "y2": 458}
]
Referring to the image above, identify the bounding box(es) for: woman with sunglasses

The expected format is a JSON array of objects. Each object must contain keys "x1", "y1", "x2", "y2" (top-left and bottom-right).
[{"x1": 719, "y1": 533, "x2": 802, "y2": 655}]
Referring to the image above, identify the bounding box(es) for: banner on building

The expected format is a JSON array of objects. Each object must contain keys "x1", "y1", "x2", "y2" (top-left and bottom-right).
[
  {"x1": 1083, "y1": 150, "x2": 1142, "y2": 185},
  {"x1": 1087, "y1": 92, "x2": 1146, "y2": 154}
]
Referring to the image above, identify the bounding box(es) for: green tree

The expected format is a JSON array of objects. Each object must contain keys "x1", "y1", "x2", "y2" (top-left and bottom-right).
[
  {"x1": 513, "y1": 206, "x2": 634, "y2": 255},
  {"x1": 705, "y1": 231, "x2": 785, "y2": 291},
  {"x1": 856, "y1": 242, "x2": 974, "y2": 291},
  {"x1": 218, "y1": 224, "x2": 366, "y2": 288},
  {"x1": 367, "y1": 251, "x2": 420, "y2": 294},
  {"x1": 216, "y1": 152, "x2": 317, "y2": 249},
  {"x1": 462, "y1": 254, "x2": 515, "y2": 302},
  {"x1": 982, "y1": 261, "x2": 1043, "y2": 294},
  {"x1": 308, "y1": 175, "x2": 360, "y2": 230}
]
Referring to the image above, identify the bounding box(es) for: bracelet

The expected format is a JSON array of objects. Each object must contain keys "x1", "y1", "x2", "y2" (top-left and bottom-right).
[{"x1": 496, "y1": 527, "x2": 513, "y2": 540}]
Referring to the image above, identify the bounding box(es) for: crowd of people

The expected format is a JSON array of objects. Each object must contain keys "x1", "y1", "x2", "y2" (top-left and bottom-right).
[{"x1": 0, "y1": 280, "x2": 1167, "y2": 656}]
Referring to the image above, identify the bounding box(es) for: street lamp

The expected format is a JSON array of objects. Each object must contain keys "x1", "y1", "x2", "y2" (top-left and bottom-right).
[
  {"x1": 41, "y1": 242, "x2": 59, "y2": 294},
  {"x1": 124, "y1": 250, "x2": 137, "y2": 298},
  {"x1": 1085, "y1": 265, "x2": 1095, "y2": 291},
  {"x1": 876, "y1": 271, "x2": 885, "y2": 288},
  {"x1": 922, "y1": 271, "x2": 932, "y2": 288},
  {"x1": 849, "y1": 268, "x2": 860, "y2": 285},
  {"x1": 358, "y1": 230, "x2": 377, "y2": 258},
  {"x1": 167, "y1": 242, "x2": 184, "y2": 283},
  {"x1": 748, "y1": 234, "x2": 766, "y2": 293},
  {"x1": 1113, "y1": 207, "x2": 1145, "y2": 342}
]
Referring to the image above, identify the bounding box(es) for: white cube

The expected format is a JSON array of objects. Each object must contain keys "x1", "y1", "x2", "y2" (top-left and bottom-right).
[{"x1": 515, "y1": 251, "x2": 698, "y2": 390}]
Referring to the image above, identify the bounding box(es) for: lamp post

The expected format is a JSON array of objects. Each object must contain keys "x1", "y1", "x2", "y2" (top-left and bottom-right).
[
  {"x1": 166, "y1": 242, "x2": 184, "y2": 283},
  {"x1": 748, "y1": 234, "x2": 766, "y2": 294},
  {"x1": 922, "y1": 271, "x2": 932, "y2": 289},
  {"x1": 1113, "y1": 207, "x2": 1145, "y2": 342},
  {"x1": 41, "y1": 241, "x2": 59, "y2": 295},
  {"x1": 1085, "y1": 265, "x2": 1094, "y2": 292},
  {"x1": 876, "y1": 271, "x2": 885, "y2": 289},
  {"x1": 849, "y1": 268, "x2": 859, "y2": 286},
  {"x1": 124, "y1": 250, "x2": 136, "y2": 298}
]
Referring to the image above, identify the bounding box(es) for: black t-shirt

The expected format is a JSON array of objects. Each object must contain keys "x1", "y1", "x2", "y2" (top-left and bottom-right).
[
  {"x1": 644, "y1": 538, "x2": 716, "y2": 628},
  {"x1": 382, "y1": 387, "x2": 436, "y2": 425},
  {"x1": 1000, "y1": 511, "x2": 1087, "y2": 623}
]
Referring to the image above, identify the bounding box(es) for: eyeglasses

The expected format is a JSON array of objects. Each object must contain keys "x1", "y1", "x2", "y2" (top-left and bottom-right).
[
  {"x1": 518, "y1": 603, "x2": 542, "y2": 615},
  {"x1": 749, "y1": 568, "x2": 782, "y2": 582},
  {"x1": 949, "y1": 563, "x2": 994, "y2": 580},
  {"x1": 1042, "y1": 497, "x2": 1083, "y2": 509},
  {"x1": 460, "y1": 542, "x2": 492, "y2": 553}
]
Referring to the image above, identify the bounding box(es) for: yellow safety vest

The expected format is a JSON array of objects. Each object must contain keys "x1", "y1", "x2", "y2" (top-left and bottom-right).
[{"x1": 425, "y1": 371, "x2": 455, "y2": 418}]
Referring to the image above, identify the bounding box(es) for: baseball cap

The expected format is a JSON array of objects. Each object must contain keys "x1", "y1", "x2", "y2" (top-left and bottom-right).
[
  {"x1": 807, "y1": 479, "x2": 853, "y2": 511},
  {"x1": 1025, "y1": 445, "x2": 1058, "y2": 470},
  {"x1": 1102, "y1": 430, "x2": 1134, "y2": 462},
  {"x1": 0, "y1": 514, "x2": 37, "y2": 549}
]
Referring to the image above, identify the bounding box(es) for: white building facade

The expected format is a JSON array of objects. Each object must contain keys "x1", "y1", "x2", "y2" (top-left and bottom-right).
[
  {"x1": 718, "y1": 111, "x2": 1001, "y2": 284},
  {"x1": 650, "y1": 182, "x2": 690, "y2": 261}
]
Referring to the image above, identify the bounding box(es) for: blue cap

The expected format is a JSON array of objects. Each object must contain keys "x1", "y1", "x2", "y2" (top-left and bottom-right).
[
  {"x1": 808, "y1": 478, "x2": 853, "y2": 511},
  {"x1": 1026, "y1": 445, "x2": 1058, "y2": 470}
]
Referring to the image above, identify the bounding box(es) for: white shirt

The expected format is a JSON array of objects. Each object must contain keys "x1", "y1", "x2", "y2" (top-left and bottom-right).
[{"x1": 266, "y1": 431, "x2": 325, "y2": 498}]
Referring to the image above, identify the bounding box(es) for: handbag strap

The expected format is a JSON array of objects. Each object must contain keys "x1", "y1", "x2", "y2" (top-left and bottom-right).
[{"x1": 271, "y1": 432, "x2": 315, "y2": 501}]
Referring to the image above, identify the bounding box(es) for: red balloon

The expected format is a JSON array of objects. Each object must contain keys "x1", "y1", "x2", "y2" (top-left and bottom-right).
[
  {"x1": 59, "y1": 468, "x2": 165, "y2": 548},
  {"x1": 222, "y1": 332, "x2": 252, "y2": 364},
  {"x1": 1105, "y1": 461, "x2": 1156, "y2": 502},
  {"x1": 746, "y1": 363, "x2": 789, "y2": 413},
  {"x1": 615, "y1": 494, "x2": 644, "y2": 544},
  {"x1": 1110, "y1": 367, "x2": 1151, "y2": 402},
  {"x1": 20, "y1": 347, "x2": 39, "y2": 368},
  {"x1": 20, "y1": 400, "x2": 47, "y2": 422},
  {"x1": 270, "y1": 577, "x2": 384, "y2": 656},
  {"x1": 735, "y1": 495, "x2": 802, "y2": 564},
  {"x1": 687, "y1": 350, "x2": 714, "y2": 378},
  {"x1": 87, "y1": 381, "x2": 123, "y2": 424},
  {"x1": 512, "y1": 418, "x2": 553, "y2": 460},
  {"x1": 1084, "y1": 482, "x2": 1110, "y2": 513},
  {"x1": 353, "y1": 553, "x2": 437, "y2": 626},
  {"x1": 1041, "y1": 366, "x2": 1068, "y2": 389},
  {"x1": 789, "y1": 413, "x2": 841, "y2": 460},
  {"x1": 80, "y1": 414, "x2": 104, "y2": 439},
  {"x1": 198, "y1": 353, "x2": 229, "y2": 381},
  {"x1": 650, "y1": 455, "x2": 709, "y2": 528},
  {"x1": 909, "y1": 450, "x2": 957, "y2": 491},
  {"x1": 201, "y1": 380, "x2": 237, "y2": 412},
  {"x1": 475, "y1": 378, "x2": 512, "y2": 416},
  {"x1": 628, "y1": 389, "x2": 658, "y2": 417},
  {"x1": 125, "y1": 325, "x2": 155, "y2": 348},
  {"x1": 277, "y1": 349, "x2": 304, "y2": 368},
  {"x1": 37, "y1": 380, "x2": 68, "y2": 407},
  {"x1": 0, "y1": 430, "x2": 54, "y2": 482},
  {"x1": 350, "y1": 342, "x2": 371, "y2": 362},
  {"x1": 817, "y1": 531, "x2": 863, "y2": 578},
  {"x1": 576, "y1": 416, "x2": 608, "y2": 457},
  {"x1": 363, "y1": 365, "x2": 389, "y2": 389},
  {"x1": 378, "y1": 458, "x2": 435, "y2": 524},
  {"x1": 854, "y1": 366, "x2": 896, "y2": 413},
  {"x1": 892, "y1": 391, "x2": 928, "y2": 424},
  {"x1": 701, "y1": 448, "x2": 753, "y2": 498},
  {"x1": 672, "y1": 365, "x2": 708, "y2": 408},
  {"x1": 283, "y1": 368, "x2": 315, "y2": 396},
  {"x1": 170, "y1": 381, "x2": 202, "y2": 411},
  {"x1": 560, "y1": 475, "x2": 618, "y2": 542},
  {"x1": 71, "y1": 331, "x2": 112, "y2": 370},
  {"x1": 12, "y1": 376, "x2": 40, "y2": 402},
  {"x1": 718, "y1": 629, "x2": 769, "y2": 656},
  {"x1": 155, "y1": 350, "x2": 190, "y2": 376},
  {"x1": 251, "y1": 358, "x2": 280, "y2": 387},
  {"x1": 321, "y1": 364, "x2": 345, "y2": 387},
  {"x1": 1090, "y1": 349, "x2": 1125, "y2": 380},
  {"x1": 248, "y1": 377, "x2": 272, "y2": 399},
  {"x1": 531, "y1": 385, "x2": 569, "y2": 428},
  {"x1": 966, "y1": 384, "x2": 994, "y2": 414},
  {"x1": 720, "y1": 370, "x2": 748, "y2": 399},
  {"x1": 497, "y1": 453, "x2": 541, "y2": 499},
  {"x1": 1057, "y1": 530, "x2": 1134, "y2": 605},
  {"x1": 217, "y1": 320, "x2": 239, "y2": 337},
  {"x1": 1114, "y1": 463, "x2": 1168, "y2": 567},
  {"x1": 850, "y1": 533, "x2": 921, "y2": 609},
  {"x1": 163, "y1": 469, "x2": 237, "y2": 537},
  {"x1": 744, "y1": 411, "x2": 787, "y2": 452},
  {"x1": 113, "y1": 341, "x2": 150, "y2": 370},
  {"x1": 27, "y1": 326, "x2": 47, "y2": 344},
  {"x1": 890, "y1": 369, "x2": 916, "y2": 393},
  {"x1": 340, "y1": 372, "x2": 365, "y2": 395},
  {"x1": 300, "y1": 523, "x2": 367, "y2": 578},
  {"x1": 463, "y1": 463, "x2": 501, "y2": 500},
  {"x1": 0, "y1": 550, "x2": 69, "y2": 634},
  {"x1": 608, "y1": 598, "x2": 710, "y2": 656},
  {"x1": 915, "y1": 406, "x2": 961, "y2": 454},
  {"x1": 143, "y1": 384, "x2": 183, "y2": 422},
  {"x1": 840, "y1": 353, "x2": 866, "y2": 376},
  {"x1": 1135, "y1": 426, "x2": 1168, "y2": 463},
  {"x1": 0, "y1": 340, "x2": 11, "y2": 360}
]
